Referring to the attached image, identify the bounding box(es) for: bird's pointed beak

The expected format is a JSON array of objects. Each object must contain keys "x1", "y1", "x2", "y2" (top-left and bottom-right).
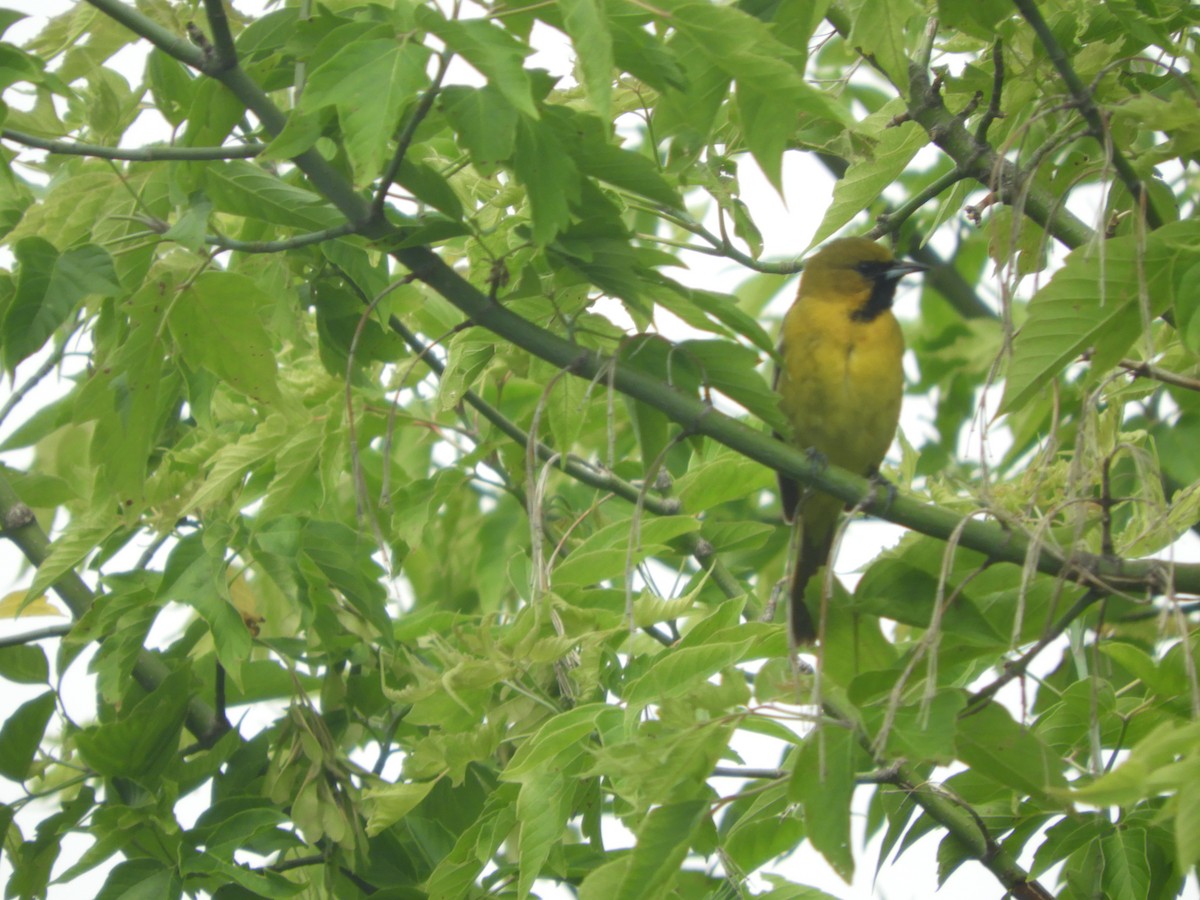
[{"x1": 885, "y1": 260, "x2": 931, "y2": 280}]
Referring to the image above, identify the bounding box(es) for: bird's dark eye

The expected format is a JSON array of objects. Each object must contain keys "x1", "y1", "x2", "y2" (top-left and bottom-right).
[{"x1": 855, "y1": 261, "x2": 877, "y2": 275}]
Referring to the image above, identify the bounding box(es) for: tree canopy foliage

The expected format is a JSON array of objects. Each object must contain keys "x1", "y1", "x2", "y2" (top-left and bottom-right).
[{"x1": 1, "y1": 0, "x2": 1199, "y2": 897}]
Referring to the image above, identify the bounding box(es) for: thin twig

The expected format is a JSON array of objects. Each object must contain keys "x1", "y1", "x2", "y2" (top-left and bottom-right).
[
  {"x1": 2, "y1": 129, "x2": 263, "y2": 161},
  {"x1": 370, "y1": 52, "x2": 453, "y2": 225},
  {"x1": 963, "y1": 589, "x2": 1106, "y2": 714},
  {"x1": 1118, "y1": 358, "x2": 1200, "y2": 393}
]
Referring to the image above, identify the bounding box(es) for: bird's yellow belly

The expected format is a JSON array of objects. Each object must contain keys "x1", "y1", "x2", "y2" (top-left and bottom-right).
[{"x1": 779, "y1": 309, "x2": 904, "y2": 477}]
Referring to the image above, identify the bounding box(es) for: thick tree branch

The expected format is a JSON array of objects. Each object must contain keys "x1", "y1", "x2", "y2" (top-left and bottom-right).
[
  {"x1": 377, "y1": 301, "x2": 748, "y2": 601},
  {"x1": 201, "y1": 0, "x2": 239, "y2": 73}
]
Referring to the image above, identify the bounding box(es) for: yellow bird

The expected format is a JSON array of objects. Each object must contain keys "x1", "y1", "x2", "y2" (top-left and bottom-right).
[{"x1": 775, "y1": 237, "x2": 928, "y2": 642}]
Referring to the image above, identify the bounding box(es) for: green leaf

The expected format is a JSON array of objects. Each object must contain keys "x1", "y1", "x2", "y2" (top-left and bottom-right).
[
  {"x1": 1177, "y1": 781, "x2": 1200, "y2": 873},
  {"x1": 84, "y1": 280, "x2": 171, "y2": 503},
  {"x1": 1174, "y1": 261, "x2": 1200, "y2": 356},
  {"x1": 789, "y1": 726, "x2": 856, "y2": 879},
  {"x1": 168, "y1": 270, "x2": 281, "y2": 404},
  {"x1": 393, "y1": 159, "x2": 464, "y2": 220},
  {"x1": 858, "y1": 688, "x2": 964, "y2": 765},
  {"x1": 94, "y1": 859, "x2": 181, "y2": 900},
  {"x1": 552, "y1": 515, "x2": 700, "y2": 587},
  {"x1": 0, "y1": 691, "x2": 55, "y2": 781},
  {"x1": 75, "y1": 666, "x2": 191, "y2": 780},
  {"x1": 203, "y1": 160, "x2": 344, "y2": 230},
  {"x1": 144, "y1": 49, "x2": 195, "y2": 128},
  {"x1": 548, "y1": 108, "x2": 680, "y2": 207},
  {"x1": 674, "y1": 452, "x2": 774, "y2": 512},
  {"x1": 439, "y1": 85, "x2": 518, "y2": 172},
  {"x1": 735, "y1": 82, "x2": 803, "y2": 193},
  {"x1": 162, "y1": 195, "x2": 211, "y2": 252},
  {"x1": 809, "y1": 117, "x2": 929, "y2": 247},
  {"x1": 516, "y1": 773, "x2": 568, "y2": 897},
  {"x1": 363, "y1": 779, "x2": 440, "y2": 835},
  {"x1": 502, "y1": 703, "x2": 618, "y2": 782},
  {"x1": 513, "y1": 117, "x2": 581, "y2": 244},
  {"x1": 0, "y1": 644, "x2": 49, "y2": 684},
  {"x1": 418, "y1": 8, "x2": 539, "y2": 118},
  {"x1": 1001, "y1": 220, "x2": 1200, "y2": 414},
  {"x1": 0, "y1": 149, "x2": 33, "y2": 240},
  {"x1": 297, "y1": 38, "x2": 431, "y2": 186},
  {"x1": 955, "y1": 703, "x2": 1069, "y2": 805},
  {"x1": 721, "y1": 786, "x2": 807, "y2": 874},
  {"x1": 25, "y1": 510, "x2": 119, "y2": 612},
  {"x1": 557, "y1": 0, "x2": 613, "y2": 118},
  {"x1": 677, "y1": 338, "x2": 788, "y2": 430},
  {"x1": 2, "y1": 239, "x2": 120, "y2": 372},
  {"x1": 0, "y1": 9, "x2": 27, "y2": 40},
  {"x1": 842, "y1": 0, "x2": 919, "y2": 92},
  {"x1": 616, "y1": 799, "x2": 708, "y2": 900},
  {"x1": 623, "y1": 636, "x2": 755, "y2": 708},
  {"x1": 1100, "y1": 826, "x2": 1151, "y2": 900},
  {"x1": 159, "y1": 533, "x2": 253, "y2": 672}
]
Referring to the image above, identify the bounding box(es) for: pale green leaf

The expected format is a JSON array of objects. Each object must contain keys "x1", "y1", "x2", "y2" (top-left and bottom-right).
[
  {"x1": 298, "y1": 38, "x2": 431, "y2": 187},
  {"x1": 204, "y1": 161, "x2": 343, "y2": 230},
  {"x1": 417, "y1": 9, "x2": 538, "y2": 118},
  {"x1": 616, "y1": 799, "x2": 708, "y2": 900},
  {"x1": 809, "y1": 118, "x2": 928, "y2": 248},
  {"x1": 0, "y1": 691, "x2": 55, "y2": 781},
  {"x1": 955, "y1": 703, "x2": 1069, "y2": 805},
  {"x1": 1001, "y1": 220, "x2": 1200, "y2": 414},
  {"x1": 363, "y1": 779, "x2": 439, "y2": 835},
  {"x1": 502, "y1": 703, "x2": 618, "y2": 782},
  {"x1": 789, "y1": 726, "x2": 856, "y2": 880},
  {"x1": 168, "y1": 271, "x2": 280, "y2": 404},
  {"x1": 623, "y1": 637, "x2": 755, "y2": 708}
]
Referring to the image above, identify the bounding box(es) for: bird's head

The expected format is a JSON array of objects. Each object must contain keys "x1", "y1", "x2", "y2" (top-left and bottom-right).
[{"x1": 799, "y1": 237, "x2": 929, "y2": 321}]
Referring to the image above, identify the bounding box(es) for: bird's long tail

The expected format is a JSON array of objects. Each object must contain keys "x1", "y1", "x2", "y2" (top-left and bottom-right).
[{"x1": 789, "y1": 493, "x2": 840, "y2": 643}]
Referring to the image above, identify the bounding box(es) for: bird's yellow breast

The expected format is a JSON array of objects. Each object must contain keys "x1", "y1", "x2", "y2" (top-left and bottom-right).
[{"x1": 777, "y1": 298, "x2": 904, "y2": 478}]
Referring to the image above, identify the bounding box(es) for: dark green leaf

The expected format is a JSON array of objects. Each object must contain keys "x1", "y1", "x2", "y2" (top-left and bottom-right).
[
  {"x1": 0, "y1": 691, "x2": 54, "y2": 781},
  {"x1": 0, "y1": 644, "x2": 49, "y2": 684},
  {"x1": 75, "y1": 666, "x2": 191, "y2": 780},
  {"x1": 789, "y1": 725, "x2": 857, "y2": 879},
  {"x1": 2, "y1": 239, "x2": 120, "y2": 371},
  {"x1": 418, "y1": 8, "x2": 538, "y2": 118}
]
